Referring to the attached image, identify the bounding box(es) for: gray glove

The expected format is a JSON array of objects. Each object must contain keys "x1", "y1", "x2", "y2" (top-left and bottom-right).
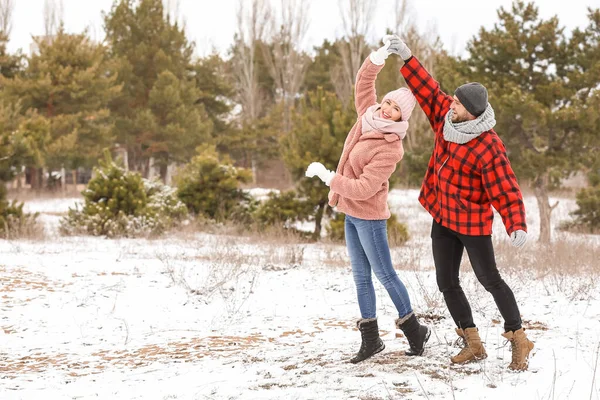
[
  {"x1": 510, "y1": 230, "x2": 527, "y2": 248},
  {"x1": 383, "y1": 34, "x2": 412, "y2": 61}
]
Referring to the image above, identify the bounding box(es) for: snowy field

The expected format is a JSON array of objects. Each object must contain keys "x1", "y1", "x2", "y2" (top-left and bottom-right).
[{"x1": 1, "y1": 189, "x2": 599, "y2": 400}]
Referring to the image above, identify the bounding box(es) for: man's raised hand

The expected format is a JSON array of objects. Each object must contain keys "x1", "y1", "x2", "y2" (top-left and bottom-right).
[{"x1": 383, "y1": 34, "x2": 412, "y2": 61}]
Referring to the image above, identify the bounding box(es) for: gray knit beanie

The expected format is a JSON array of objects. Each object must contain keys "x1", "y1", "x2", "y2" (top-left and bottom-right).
[{"x1": 455, "y1": 82, "x2": 488, "y2": 117}]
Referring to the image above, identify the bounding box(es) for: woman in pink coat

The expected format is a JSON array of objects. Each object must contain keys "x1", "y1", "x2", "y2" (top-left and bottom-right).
[{"x1": 306, "y1": 37, "x2": 430, "y2": 363}]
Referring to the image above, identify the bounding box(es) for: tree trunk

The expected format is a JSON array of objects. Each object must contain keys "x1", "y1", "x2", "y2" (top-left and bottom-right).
[
  {"x1": 144, "y1": 157, "x2": 152, "y2": 179},
  {"x1": 313, "y1": 201, "x2": 326, "y2": 241},
  {"x1": 251, "y1": 156, "x2": 257, "y2": 185},
  {"x1": 159, "y1": 163, "x2": 168, "y2": 183},
  {"x1": 60, "y1": 167, "x2": 66, "y2": 194},
  {"x1": 30, "y1": 167, "x2": 43, "y2": 191},
  {"x1": 16, "y1": 169, "x2": 22, "y2": 193},
  {"x1": 41, "y1": 167, "x2": 48, "y2": 190},
  {"x1": 532, "y1": 173, "x2": 558, "y2": 244},
  {"x1": 72, "y1": 169, "x2": 77, "y2": 194}
]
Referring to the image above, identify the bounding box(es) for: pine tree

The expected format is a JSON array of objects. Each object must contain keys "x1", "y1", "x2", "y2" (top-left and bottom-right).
[
  {"x1": 60, "y1": 150, "x2": 187, "y2": 237},
  {"x1": 103, "y1": 0, "x2": 212, "y2": 180},
  {"x1": 302, "y1": 39, "x2": 340, "y2": 95},
  {"x1": 174, "y1": 145, "x2": 252, "y2": 222},
  {"x1": 0, "y1": 34, "x2": 22, "y2": 79},
  {"x1": 146, "y1": 70, "x2": 212, "y2": 178},
  {"x1": 2, "y1": 27, "x2": 120, "y2": 185},
  {"x1": 456, "y1": 2, "x2": 600, "y2": 242},
  {"x1": 0, "y1": 103, "x2": 42, "y2": 235},
  {"x1": 194, "y1": 54, "x2": 234, "y2": 134}
]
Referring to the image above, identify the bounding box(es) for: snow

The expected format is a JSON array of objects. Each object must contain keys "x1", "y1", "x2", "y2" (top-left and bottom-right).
[
  {"x1": 21, "y1": 197, "x2": 83, "y2": 214},
  {"x1": 1, "y1": 190, "x2": 599, "y2": 399}
]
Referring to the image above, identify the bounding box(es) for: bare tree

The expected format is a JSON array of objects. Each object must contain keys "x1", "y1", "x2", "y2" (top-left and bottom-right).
[
  {"x1": 164, "y1": 0, "x2": 180, "y2": 19},
  {"x1": 0, "y1": 0, "x2": 14, "y2": 39},
  {"x1": 163, "y1": 0, "x2": 183, "y2": 27},
  {"x1": 261, "y1": 0, "x2": 310, "y2": 131},
  {"x1": 389, "y1": 0, "x2": 441, "y2": 151},
  {"x1": 43, "y1": 0, "x2": 64, "y2": 37},
  {"x1": 233, "y1": 0, "x2": 271, "y2": 122},
  {"x1": 333, "y1": 0, "x2": 376, "y2": 105},
  {"x1": 231, "y1": 0, "x2": 272, "y2": 180},
  {"x1": 393, "y1": 0, "x2": 439, "y2": 70},
  {"x1": 393, "y1": 0, "x2": 409, "y2": 34}
]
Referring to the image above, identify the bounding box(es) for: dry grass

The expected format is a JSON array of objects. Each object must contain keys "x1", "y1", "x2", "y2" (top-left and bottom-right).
[
  {"x1": 167, "y1": 216, "x2": 312, "y2": 246},
  {"x1": 494, "y1": 237, "x2": 600, "y2": 300},
  {"x1": 321, "y1": 245, "x2": 348, "y2": 268},
  {"x1": 408, "y1": 270, "x2": 446, "y2": 315},
  {"x1": 156, "y1": 243, "x2": 258, "y2": 318},
  {"x1": 0, "y1": 334, "x2": 273, "y2": 380},
  {"x1": 496, "y1": 238, "x2": 600, "y2": 276},
  {"x1": 0, "y1": 216, "x2": 46, "y2": 241}
]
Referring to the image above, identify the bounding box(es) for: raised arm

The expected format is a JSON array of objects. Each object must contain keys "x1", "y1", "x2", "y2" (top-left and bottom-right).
[
  {"x1": 354, "y1": 57, "x2": 384, "y2": 117},
  {"x1": 400, "y1": 56, "x2": 453, "y2": 133},
  {"x1": 383, "y1": 35, "x2": 453, "y2": 133},
  {"x1": 354, "y1": 41, "x2": 391, "y2": 116}
]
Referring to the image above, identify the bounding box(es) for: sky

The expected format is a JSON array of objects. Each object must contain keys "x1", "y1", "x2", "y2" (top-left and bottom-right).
[{"x1": 6, "y1": 0, "x2": 599, "y2": 58}]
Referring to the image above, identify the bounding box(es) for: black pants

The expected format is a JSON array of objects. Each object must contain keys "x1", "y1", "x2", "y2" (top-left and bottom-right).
[{"x1": 431, "y1": 220, "x2": 522, "y2": 332}]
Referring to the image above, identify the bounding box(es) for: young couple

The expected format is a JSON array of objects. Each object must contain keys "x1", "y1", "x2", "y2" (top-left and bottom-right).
[{"x1": 305, "y1": 35, "x2": 534, "y2": 371}]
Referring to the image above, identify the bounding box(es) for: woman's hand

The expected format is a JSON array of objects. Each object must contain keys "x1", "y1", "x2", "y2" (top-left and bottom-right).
[
  {"x1": 305, "y1": 162, "x2": 335, "y2": 186},
  {"x1": 369, "y1": 40, "x2": 392, "y2": 65}
]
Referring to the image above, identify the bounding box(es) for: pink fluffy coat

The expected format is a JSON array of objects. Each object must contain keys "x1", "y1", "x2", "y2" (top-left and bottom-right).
[{"x1": 328, "y1": 57, "x2": 404, "y2": 220}]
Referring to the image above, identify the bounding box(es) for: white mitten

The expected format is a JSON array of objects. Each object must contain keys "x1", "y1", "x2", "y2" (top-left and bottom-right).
[
  {"x1": 369, "y1": 40, "x2": 391, "y2": 66},
  {"x1": 305, "y1": 162, "x2": 335, "y2": 186}
]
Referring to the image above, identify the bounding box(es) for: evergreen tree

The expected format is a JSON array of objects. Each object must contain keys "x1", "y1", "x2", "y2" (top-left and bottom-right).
[
  {"x1": 194, "y1": 54, "x2": 234, "y2": 134},
  {"x1": 0, "y1": 103, "x2": 41, "y2": 235},
  {"x1": 0, "y1": 33, "x2": 22, "y2": 79},
  {"x1": 103, "y1": 0, "x2": 212, "y2": 180},
  {"x1": 302, "y1": 39, "x2": 340, "y2": 95},
  {"x1": 60, "y1": 149, "x2": 187, "y2": 237},
  {"x1": 1, "y1": 27, "x2": 120, "y2": 186},
  {"x1": 456, "y1": 1, "x2": 600, "y2": 242},
  {"x1": 174, "y1": 145, "x2": 252, "y2": 222},
  {"x1": 146, "y1": 70, "x2": 211, "y2": 178}
]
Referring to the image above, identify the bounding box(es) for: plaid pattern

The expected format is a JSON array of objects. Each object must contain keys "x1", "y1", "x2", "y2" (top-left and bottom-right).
[{"x1": 401, "y1": 57, "x2": 527, "y2": 236}]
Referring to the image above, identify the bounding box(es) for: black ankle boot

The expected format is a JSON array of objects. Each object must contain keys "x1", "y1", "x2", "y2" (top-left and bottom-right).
[
  {"x1": 396, "y1": 314, "x2": 431, "y2": 356},
  {"x1": 350, "y1": 318, "x2": 385, "y2": 364}
]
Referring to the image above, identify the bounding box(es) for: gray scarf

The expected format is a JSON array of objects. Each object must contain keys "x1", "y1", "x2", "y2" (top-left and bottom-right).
[{"x1": 442, "y1": 103, "x2": 496, "y2": 144}]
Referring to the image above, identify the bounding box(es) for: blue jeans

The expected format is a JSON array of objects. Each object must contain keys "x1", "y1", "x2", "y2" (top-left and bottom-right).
[{"x1": 345, "y1": 215, "x2": 413, "y2": 319}]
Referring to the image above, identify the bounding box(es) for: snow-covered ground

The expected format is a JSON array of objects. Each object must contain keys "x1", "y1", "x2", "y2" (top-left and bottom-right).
[{"x1": 1, "y1": 190, "x2": 599, "y2": 400}]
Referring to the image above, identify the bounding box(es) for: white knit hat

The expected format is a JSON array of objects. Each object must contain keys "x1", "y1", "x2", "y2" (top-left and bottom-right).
[{"x1": 382, "y1": 87, "x2": 416, "y2": 121}]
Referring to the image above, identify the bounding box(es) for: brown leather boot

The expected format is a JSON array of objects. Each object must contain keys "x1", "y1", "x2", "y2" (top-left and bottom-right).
[
  {"x1": 502, "y1": 328, "x2": 534, "y2": 371},
  {"x1": 450, "y1": 327, "x2": 487, "y2": 364}
]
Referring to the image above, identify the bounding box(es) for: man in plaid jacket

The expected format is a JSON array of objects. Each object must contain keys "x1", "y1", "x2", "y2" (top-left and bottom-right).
[{"x1": 386, "y1": 35, "x2": 534, "y2": 371}]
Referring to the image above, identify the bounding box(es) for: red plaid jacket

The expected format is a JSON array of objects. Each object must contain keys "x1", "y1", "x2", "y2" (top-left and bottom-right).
[{"x1": 401, "y1": 57, "x2": 527, "y2": 236}]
